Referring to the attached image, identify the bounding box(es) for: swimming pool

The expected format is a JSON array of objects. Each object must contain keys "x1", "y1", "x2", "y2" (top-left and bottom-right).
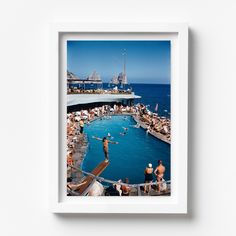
[{"x1": 82, "y1": 115, "x2": 170, "y2": 184}]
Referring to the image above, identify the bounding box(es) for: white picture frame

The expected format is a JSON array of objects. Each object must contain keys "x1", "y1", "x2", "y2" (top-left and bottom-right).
[{"x1": 50, "y1": 23, "x2": 188, "y2": 214}]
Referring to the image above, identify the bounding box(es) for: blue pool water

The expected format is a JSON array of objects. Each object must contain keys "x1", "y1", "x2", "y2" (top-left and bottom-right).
[{"x1": 82, "y1": 115, "x2": 170, "y2": 184}]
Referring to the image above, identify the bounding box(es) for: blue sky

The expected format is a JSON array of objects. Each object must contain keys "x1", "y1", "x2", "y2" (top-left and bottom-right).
[{"x1": 67, "y1": 40, "x2": 170, "y2": 84}]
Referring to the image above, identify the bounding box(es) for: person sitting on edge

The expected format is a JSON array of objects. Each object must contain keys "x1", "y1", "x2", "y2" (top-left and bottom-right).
[
  {"x1": 114, "y1": 179, "x2": 122, "y2": 196},
  {"x1": 144, "y1": 163, "x2": 154, "y2": 194},
  {"x1": 121, "y1": 178, "x2": 131, "y2": 196},
  {"x1": 67, "y1": 151, "x2": 74, "y2": 167},
  {"x1": 79, "y1": 119, "x2": 84, "y2": 134},
  {"x1": 146, "y1": 126, "x2": 151, "y2": 134},
  {"x1": 92, "y1": 136, "x2": 118, "y2": 162},
  {"x1": 154, "y1": 160, "x2": 166, "y2": 193}
]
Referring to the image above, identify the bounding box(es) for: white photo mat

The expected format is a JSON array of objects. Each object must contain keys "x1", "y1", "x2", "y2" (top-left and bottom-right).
[{"x1": 50, "y1": 23, "x2": 188, "y2": 214}]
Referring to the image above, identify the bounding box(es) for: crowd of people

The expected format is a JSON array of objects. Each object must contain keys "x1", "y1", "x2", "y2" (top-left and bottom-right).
[
  {"x1": 67, "y1": 103, "x2": 170, "y2": 196},
  {"x1": 67, "y1": 87, "x2": 132, "y2": 95},
  {"x1": 67, "y1": 103, "x2": 170, "y2": 140},
  {"x1": 135, "y1": 103, "x2": 171, "y2": 142}
]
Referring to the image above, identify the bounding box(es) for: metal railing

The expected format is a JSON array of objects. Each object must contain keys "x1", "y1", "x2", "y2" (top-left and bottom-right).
[{"x1": 67, "y1": 164, "x2": 171, "y2": 196}]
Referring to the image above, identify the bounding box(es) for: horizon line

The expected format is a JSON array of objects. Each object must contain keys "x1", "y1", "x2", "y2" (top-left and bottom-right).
[{"x1": 104, "y1": 82, "x2": 170, "y2": 85}]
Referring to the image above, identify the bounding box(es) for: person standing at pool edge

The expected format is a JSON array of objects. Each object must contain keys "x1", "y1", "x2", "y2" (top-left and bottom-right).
[
  {"x1": 154, "y1": 160, "x2": 166, "y2": 192},
  {"x1": 144, "y1": 163, "x2": 154, "y2": 194},
  {"x1": 92, "y1": 136, "x2": 118, "y2": 162}
]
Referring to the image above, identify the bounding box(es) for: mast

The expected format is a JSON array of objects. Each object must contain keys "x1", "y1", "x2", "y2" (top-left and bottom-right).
[
  {"x1": 124, "y1": 49, "x2": 126, "y2": 77},
  {"x1": 123, "y1": 49, "x2": 127, "y2": 84}
]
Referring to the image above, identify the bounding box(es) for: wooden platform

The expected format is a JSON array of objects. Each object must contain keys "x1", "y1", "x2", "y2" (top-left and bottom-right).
[{"x1": 76, "y1": 160, "x2": 109, "y2": 195}]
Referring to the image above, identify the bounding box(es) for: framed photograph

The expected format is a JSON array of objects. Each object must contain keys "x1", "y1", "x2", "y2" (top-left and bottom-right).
[{"x1": 50, "y1": 23, "x2": 188, "y2": 213}]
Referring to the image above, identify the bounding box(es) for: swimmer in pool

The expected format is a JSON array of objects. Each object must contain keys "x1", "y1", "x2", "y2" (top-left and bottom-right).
[
  {"x1": 130, "y1": 123, "x2": 140, "y2": 128},
  {"x1": 119, "y1": 132, "x2": 127, "y2": 136},
  {"x1": 107, "y1": 133, "x2": 114, "y2": 139},
  {"x1": 92, "y1": 136, "x2": 118, "y2": 162}
]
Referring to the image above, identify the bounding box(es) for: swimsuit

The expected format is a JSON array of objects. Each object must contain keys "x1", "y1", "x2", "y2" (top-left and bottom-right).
[
  {"x1": 145, "y1": 172, "x2": 153, "y2": 182},
  {"x1": 157, "y1": 173, "x2": 164, "y2": 179}
]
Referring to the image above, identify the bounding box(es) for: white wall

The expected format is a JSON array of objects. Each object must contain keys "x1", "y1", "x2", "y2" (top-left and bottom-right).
[{"x1": 0, "y1": 0, "x2": 236, "y2": 235}]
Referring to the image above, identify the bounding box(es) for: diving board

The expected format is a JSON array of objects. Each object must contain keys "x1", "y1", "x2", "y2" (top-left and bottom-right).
[{"x1": 76, "y1": 160, "x2": 109, "y2": 195}]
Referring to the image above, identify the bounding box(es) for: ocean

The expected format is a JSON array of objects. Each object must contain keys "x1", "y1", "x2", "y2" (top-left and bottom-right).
[
  {"x1": 69, "y1": 83, "x2": 171, "y2": 117},
  {"x1": 131, "y1": 84, "x2": 170, "y2": 118},
  {"x1": 102, "y1": 83, "x2": 170, "y2": 117}
]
